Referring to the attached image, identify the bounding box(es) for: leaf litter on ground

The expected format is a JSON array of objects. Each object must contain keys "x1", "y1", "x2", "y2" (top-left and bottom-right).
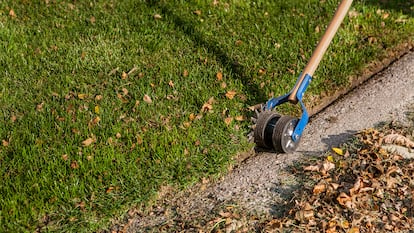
[{"x1": 112, "y1": 123, "x2": 414, "y2": 232}]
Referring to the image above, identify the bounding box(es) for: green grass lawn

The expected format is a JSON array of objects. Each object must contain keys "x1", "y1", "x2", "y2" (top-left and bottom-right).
[{"x1": 0, "y1": 0, "x2": 413, "y2": 232}]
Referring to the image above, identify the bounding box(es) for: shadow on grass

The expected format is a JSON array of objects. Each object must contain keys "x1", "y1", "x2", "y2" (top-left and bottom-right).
[
  {"x1": 144, "y1": 0, "x2": 268, "y2": 105},
  {"x1": 365, "y1": 0, "x2": 414, "y2": 16}
]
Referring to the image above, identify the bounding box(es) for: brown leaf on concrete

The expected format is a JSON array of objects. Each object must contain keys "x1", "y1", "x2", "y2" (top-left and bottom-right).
[
  {"x1": 383, "y1": 133, "x2": 414, "y2": 148},
  {"x1": 313, "y1": 183, "x2": 326, "y2": 195}
]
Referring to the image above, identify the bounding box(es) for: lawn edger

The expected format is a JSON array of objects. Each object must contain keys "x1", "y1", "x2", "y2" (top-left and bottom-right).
[{"x1": 253, "y1": 0, "x2": 353, "y2": 153}]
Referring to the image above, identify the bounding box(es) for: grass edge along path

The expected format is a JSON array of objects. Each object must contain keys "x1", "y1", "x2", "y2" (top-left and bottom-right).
[{"x1": 135, "y1": 120, "x2": 414, "y2": 232}]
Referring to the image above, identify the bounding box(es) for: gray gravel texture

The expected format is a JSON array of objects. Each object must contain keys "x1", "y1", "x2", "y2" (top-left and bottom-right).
[{"x1": 126, "y1": 51, "x2": 414, "y2": 231}]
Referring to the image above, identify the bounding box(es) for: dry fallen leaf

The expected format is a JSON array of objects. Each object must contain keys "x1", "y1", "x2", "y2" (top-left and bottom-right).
[
  {"x1": 258, "y1": 68, "x2": 266, "y2": 76},
  {"x1": 90, "y1": 16, "x2": 96, "y2": 24},
  {"x1": 216, "y1": 72, "x2": 223, "y2": 81},
  {"x1": 313, "y1": 183, "x2": 326, "y2": 195},
  {"x1": 95, "y1": 95, "x2": 103, "y2": 101},
  {"x1": 80, "y1": 51, "x2": 86, "y2": 60},
  {"x1": 395, "y1": 16, "x2": 408, "y2": 23},
  {"x1": 348, "y1": 9, "x2": 359, "y2": 18},
  {"x1": 70, "y1": 160, "x2": 79, "y2": 169},
  {"x1": 325, "y1": 227, "x2": 337, "y2": 233},
  {"x1": 330, "y1": 183, "x2": 340, "y2": 190},
  {"x1": 303, "y1": 164, "x2": 320, "y2": 172},
  {"x1": 349, "y1": 177, "x2": 363, "y2": 196},
  {"x1": 348, "y1": 227, "x2": 360, "y2": 233},
  {"x1": 143, "y1": 94, "x2": 152, "y2": 104},
  {"x1": 106, "y1": 186, "x2": 115, "y2": 193},
  {"x1": 91, "y1": 116, "x2": 100, "y2": 125},
  {"x1": 9, "y1": 9, "x2": 16, "y2": 18},
  {"x1": 332, "y1": 147, "x2": 344, "y2": 155},
  {"x1": 10, "y1": 115, "x2": 17, "y2": 123},
  {"x1": 383, "y1": 133, "x2": 414, "y2": 148},
  {"x1": 94, "y1": 105, "x2": 100, "y2": 114},
  {"x1": 224, "y1": 117, "x2": 233, "y2": 126},
  {"x1": 75, "y1": 201, "x2": 86, "y2": 211},
  {"x1": 2, "y1": 140, "x2": 9, "y2": 147},
  {"x1": 122, "y1": 88, "x2": 129, "y2": 96},
  {"x1": 183, "y1": 121, "x2": 191, "y2": 128},
  {"x1": 219, "y1": 211, "x2": 231, "y2": 218},
  {"x1": 201, "y1": 103, "x2": 213, "y2": 112},
  {"x1": 225, "y1": 90, "x2": 237, "y2": 100},
  {"x1": 36, "y1": 102, "x2": 44, "y2": 112},
  {"x1": 295, "y1": 202, "x2": 314, "y2": 221},
  {"x1": 336, "y1": 192, "x2": 353, "y2": 208},
  {"x1": 121, "y1": 71, "x2": 128, "y2": 80},
  {"x1": 326, "y1": 155, "x2": 334, "y2": 162},
  {"x1": 189, "y1": 113, "x2": 196, "y2": 121},
  {"x1": 82, "y1": 138, "x2": 95, "y2": 147},
  {"x1": 201, "y1": 97, "x2": 214, "y2": 112},
  {"x1": 304, "y1": 160, "x2": 334, "y2": 174},
  {"x1": 183, "y1": 69, "x2": 189, "y2": 77},
  {"x1": 321, "y1": 161, "x2": 335, "y2": 174},
  {"x1": 67, "y1": 3, "x2": 75, "y2": 10},
  {"x1": 168, "y1": 80, "x2": 174, "y2": 88},
  {"x1": 78, "y1": 93, "x2": 88, "y2": 100},
  {"x1": 235, "y1": 116, "x2": 244, "y2": 121},
  {"x1": 136, "y1": 135, "x2": 143, "y2": 145}
]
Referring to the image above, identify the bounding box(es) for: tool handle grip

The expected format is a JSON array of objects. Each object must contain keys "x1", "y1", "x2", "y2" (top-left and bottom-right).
[{"x1": 288, "y1": 0, "x2": 353, "y2": 103}]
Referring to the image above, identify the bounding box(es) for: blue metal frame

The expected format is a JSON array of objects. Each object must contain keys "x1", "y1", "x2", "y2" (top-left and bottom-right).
[{"x1": 264, "y1": 74, "x2": 312, "y2": 142}]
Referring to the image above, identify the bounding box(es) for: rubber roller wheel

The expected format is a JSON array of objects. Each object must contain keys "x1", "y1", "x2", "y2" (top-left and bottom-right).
[
  {"x1": 254, "y1": 111, "x2": 281, "y2": 148},
  {"x1": 272, "y1": 116, "x2": 300, "y2": 153}
]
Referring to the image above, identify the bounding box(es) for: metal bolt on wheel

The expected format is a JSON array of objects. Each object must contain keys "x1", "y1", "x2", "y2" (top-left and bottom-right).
[{"x1": 272, "y1": 116, "x2": 300, "y2": 153}]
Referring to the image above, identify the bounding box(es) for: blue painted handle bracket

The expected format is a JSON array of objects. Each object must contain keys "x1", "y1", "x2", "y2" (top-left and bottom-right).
[{"x1": 264, "y1": 74, "x2": 312, "y2": 142}]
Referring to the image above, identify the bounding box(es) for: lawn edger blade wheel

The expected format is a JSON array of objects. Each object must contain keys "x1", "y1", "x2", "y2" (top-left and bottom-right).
[
  {"x1": 252, "y1": 0, "x2": 353, "y2": 153},
  {"x1": 253, "y1": 111, "x2": 281, "y2": 149},
  {"x1": 254, "y1": 112, "x2": 300, "y2": 153}
]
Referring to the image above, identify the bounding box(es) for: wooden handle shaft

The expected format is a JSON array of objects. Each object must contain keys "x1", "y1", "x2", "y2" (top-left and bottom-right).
[{"x1": 288, "y1": 0, "x2": 353, "y2": 103}]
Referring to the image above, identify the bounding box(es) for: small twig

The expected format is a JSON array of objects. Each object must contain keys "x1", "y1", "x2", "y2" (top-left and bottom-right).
[
  {"x1": 108, "y1": 67, "x2": 119, "y2": 76},
  {"x1": 128, "y1": 66, "x2": 138, "y2": 75}
]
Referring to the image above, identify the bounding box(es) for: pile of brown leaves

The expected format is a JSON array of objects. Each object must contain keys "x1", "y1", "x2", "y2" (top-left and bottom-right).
[
  {"x1": 270, "y1": 128, "x2": 414, "y2": 232},
  {"x1": 194, "y1": 128, "x2": 414, "y2": 232}
]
